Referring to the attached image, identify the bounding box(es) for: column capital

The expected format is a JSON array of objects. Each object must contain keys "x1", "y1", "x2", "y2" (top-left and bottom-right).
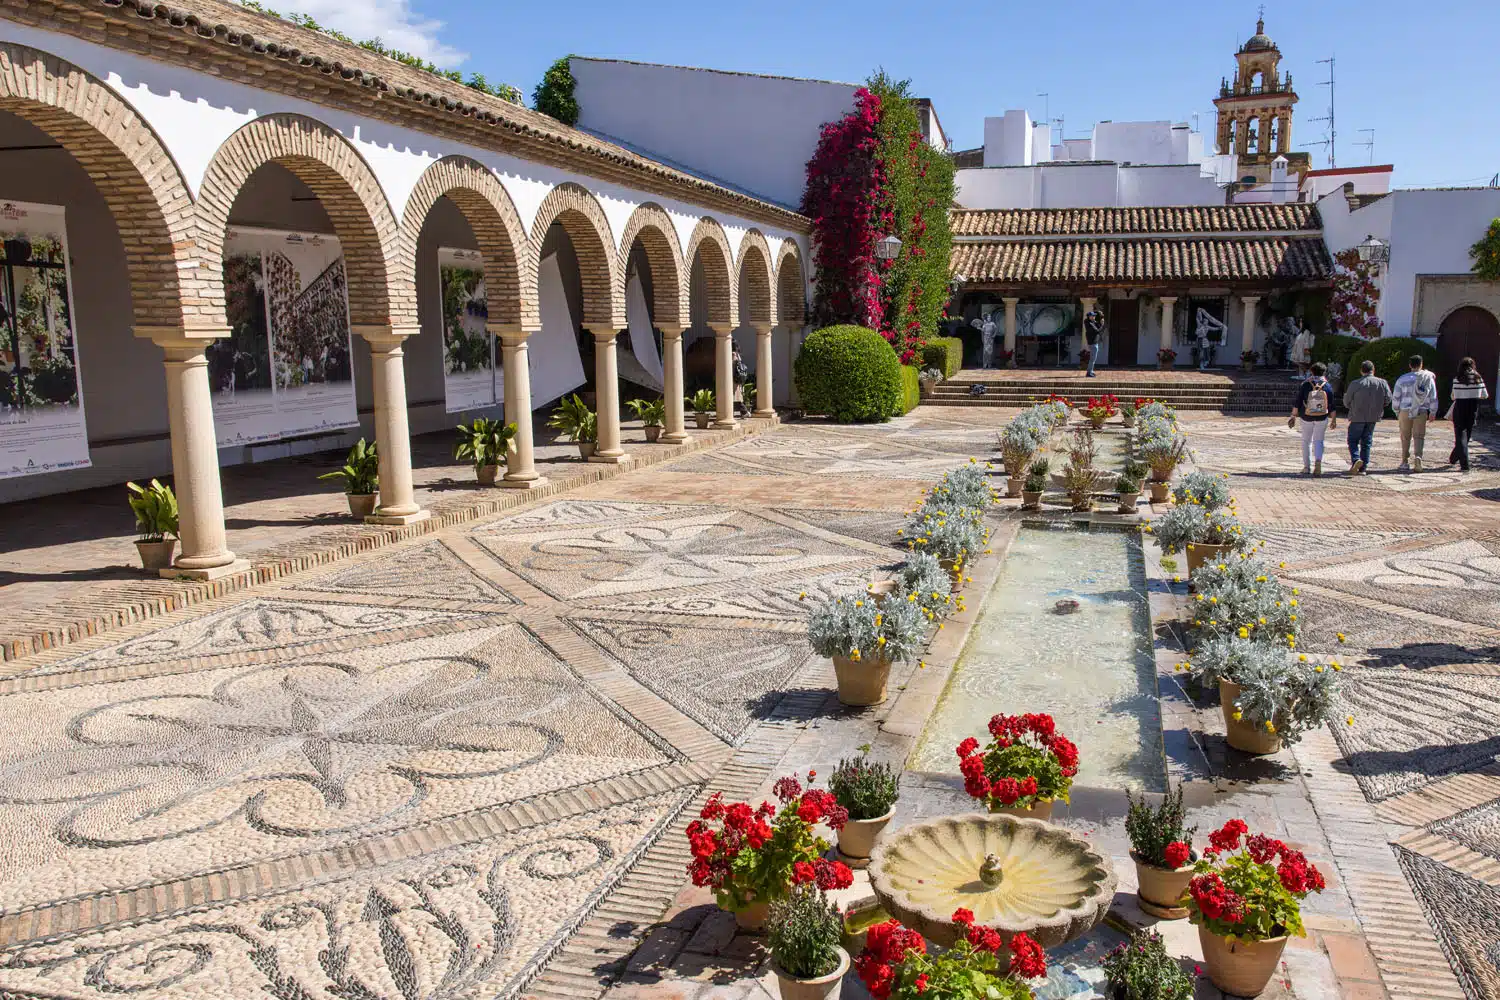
[
  {"x1": 657, "y1": 323, "x2": 685, "y2": 338},
  {"x1": 748, "y1": 321, "x2": 774, "y2": 335},
  {"x1": 708, "y1": 325, "x2": 732, "y2": 339},
  {"x1": 354, "y1": 324, "x2": 421, "y2": 349},
  {"x1": 1159, "y1": 296, "x2": 1179, "y2": 305},
  {"x1": 1001, "y1": 296, "x2": 1021, "y2": 306},
  {"x1": 592, "y1": 329, "x2": 620, "y2": 344},
  {"x1": 1240, "y1": 294, "x2": 1262, "y2": 304},
  {"x1": 136, "y1": 325, "x2": 230, "y2": 351}
]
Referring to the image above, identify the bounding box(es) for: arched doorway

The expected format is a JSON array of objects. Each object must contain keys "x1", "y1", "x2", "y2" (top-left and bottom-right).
[{"x1": 1437, "y1": 306, "x2": 1500, "y2": 404}]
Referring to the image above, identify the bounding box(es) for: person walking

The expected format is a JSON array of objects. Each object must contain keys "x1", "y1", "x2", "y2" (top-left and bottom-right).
[
  {"x1": 1289, "y1": 362, "x2": 1338, "y2": 476},
  {"x1": 1392, "y1": 354, "x2": 1440, "y2": 472},
  {"x1": 1342, "y1": 359, "x2": 1392, "y2": 475},
  {"x1": 1444, "y1": 356, "x2": 1490, "y2": 473}
]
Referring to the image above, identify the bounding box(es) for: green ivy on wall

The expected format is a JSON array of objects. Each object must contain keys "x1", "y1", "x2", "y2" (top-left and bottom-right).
[{"x1": 533, "y1": 58, "x2": 581, "y2": 126}]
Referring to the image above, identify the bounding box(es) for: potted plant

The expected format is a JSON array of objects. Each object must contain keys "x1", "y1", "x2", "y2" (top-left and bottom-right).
[
  {"x1": 808, "y1": 590, "x2": 925, "y2": 706},
  {"x1": 1119, "y1": 402, "x2": 1138, "y2": 428},
  {"x1": 1022, "y1": 458, "x2": 1048, "y2": 509},
  {"x1": 126, "y1": 479, "x2": 179, "y2": 571},
  {"x1": 318, "y1": 438, "x2": 380, "y2": 516},
  {"x1": 547, "y1": 394, "x2": 597, "y2": 459},
  {"x1": 1191, "y1": 636, "x2": 1338, "y2": 755},
  {"x1": 686, "y1": 774, "x2": 853, "y2": 931},
  {"x1": 1240, "y1": 349, "x2": 1259, "y2": 372},
  {"x1": 956, "y1": 713, "x2": 1078, "y2": 819},
  {"x1": 997, "y1": 419, "x2": 1042, "y2": 497},
  {"x1": 1041, "y1": 392, "x2": 1072, "y2": 422},
  {"x1": 1082, "y1": 393, "x2": 1119, "y2": 429},
  {"x1": 896, "y1": 550, "x2": 955, "y2": 623},
  {"x1": 1115, "y1": 468, "x2": 1143, "y2": 514},
  {"x1": 454, "y1": 418, "x2": 517, "y2": 485},
  {"x1": 1187, "y1": 820, "x2": 1327, "y2": 995},
  {"x1": 855, "y1": 912, "x2": 1047, "y2": 999},
  {"x1": 1062, "y1": 460, "x2": 1101, "y2": 512},
  {"x1": 918, "y1": 367, "x2": 943, "y2": 398},
  {"x1": 829, "y1": 748, "x2": 900, "y2": 864},
  {"x1": 1125, "y1": 784, "x2": 1198, "y2": 919},
  {"x1": 1141, "y1": 437, "x2": 1187, "y2": 502},
  {"x1": 1157, "y1": 347, "x2": 1177, "y2": 369},
  {"x1": 625, "y1": 397, "x2": 667, "y2": 442},
  {"x1": 1147, "y1": 503, "x2": 1249, "y2": 575},
  {"x1": 1078, "y1": 346, "x2": 1092, "y2": 372},
  {"x1": 1101, "y1": 929, "x2": 1196, "y2": 1000},
  {"x1": 1172, "y1": 470, "x2": 1231, "y2": 510},
  {"x1": 769, "y1": 884, "x2": 850, "y2": 1000},
  {"x1": 1187, "y1": 558, "x2": 1299, "y2": 645},
  {"x1": 688, "y1": 388, "x2": 716, "y2": 429},
  {"x1": 997, "y1": 347, "x2": 1016, "y2": 369}
]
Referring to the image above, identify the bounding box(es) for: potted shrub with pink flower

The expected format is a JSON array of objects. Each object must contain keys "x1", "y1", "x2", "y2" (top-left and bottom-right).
[
  {"x1": 686, "y1": 773, "x2": 854, "y2": 931},
  {"x1": 1186, "y1": 819, "x2": 1328, "y2": 996},
  {"x1": 956, "y1": 713, "x2": 1079, "y2": 820},
  {"x1": 1124, "y1": 784, "x2": 1197, "y2": 919},
  {"x1": 855, "y1": 910, "x2": 1047, "y2": 1000}
]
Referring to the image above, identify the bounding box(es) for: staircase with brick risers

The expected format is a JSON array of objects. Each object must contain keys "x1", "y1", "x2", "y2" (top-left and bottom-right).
[{"x1": 925, "y1": 368, "x2": 1301, "y2": 413}]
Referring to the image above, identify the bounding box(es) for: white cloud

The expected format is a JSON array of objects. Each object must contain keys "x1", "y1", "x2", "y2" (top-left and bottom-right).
[{"x1": 286, "y1": 0, "x2": 468, "y2": 67}]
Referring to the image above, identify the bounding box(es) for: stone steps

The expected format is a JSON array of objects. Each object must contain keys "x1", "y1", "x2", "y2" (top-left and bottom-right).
[{"x1": 926, "y1": 380, "x2": 1298, "y2": 413}]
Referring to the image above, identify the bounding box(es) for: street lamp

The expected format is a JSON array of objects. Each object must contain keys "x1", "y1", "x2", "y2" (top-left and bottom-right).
[
  {"x1": 1354, "y1": 234, "x2": 1390, "y2": 267},
  {"x1": 875, "y1": 234, "x2": 903, "y2": 261}
]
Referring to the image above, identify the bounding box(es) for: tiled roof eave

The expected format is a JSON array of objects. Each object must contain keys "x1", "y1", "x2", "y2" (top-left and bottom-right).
[{"x1": 950, "y1": 235, "x2": 1334, "y2": 286}]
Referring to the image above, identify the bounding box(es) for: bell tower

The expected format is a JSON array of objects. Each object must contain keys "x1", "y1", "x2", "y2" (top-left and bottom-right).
[{"x1": 1213, "y1": 15, "x2": 1309, "y2": 186}]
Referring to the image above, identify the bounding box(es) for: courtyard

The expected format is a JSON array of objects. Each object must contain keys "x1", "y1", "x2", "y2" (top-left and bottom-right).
[{"x1": 0, "y1": 405, "x2": 1495, "y2": 1000}]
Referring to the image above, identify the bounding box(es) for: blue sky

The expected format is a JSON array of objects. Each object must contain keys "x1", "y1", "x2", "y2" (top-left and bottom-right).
[{"x1": 309, "y1": 0, "x2": 1498, "y2": 188}]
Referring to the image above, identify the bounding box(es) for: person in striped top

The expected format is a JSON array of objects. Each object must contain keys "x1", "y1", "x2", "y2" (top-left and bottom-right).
[{"x1": 1443, "y1": 356, "x2": 1491, "y2": 473}]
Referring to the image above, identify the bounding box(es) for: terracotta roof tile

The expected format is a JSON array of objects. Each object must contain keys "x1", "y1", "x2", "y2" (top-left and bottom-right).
[
  {"x1": 951, "y1": 236, "x2": 1333, "y2": 285},
  {"x1": 950, "y1": 204, "x2": 1321, "y2": 237}
]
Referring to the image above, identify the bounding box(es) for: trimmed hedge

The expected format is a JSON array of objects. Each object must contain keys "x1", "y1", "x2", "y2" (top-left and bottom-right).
[
  {"x1": 794, "y1": 325, "x2": 904, "y2": 423},
  {"x1": 1312, "y1": 334, "x2": 1365, "y2": 375},
  {"x1": 1348, "y1": 337, "x2": 1443, "y2": 408},
  {"x1": 899, "y1": 364, "x2": 920, "y2": 414},
  {"x1": 922, "y1": 337, "x2": 965, "y2": 378}
]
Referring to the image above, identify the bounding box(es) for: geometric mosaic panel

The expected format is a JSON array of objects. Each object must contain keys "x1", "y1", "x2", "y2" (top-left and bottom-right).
[
  {"x1": 305, "y1": 539, "x2": 519, "y2": 603},
  {"x1": 1395, "y1": 846, "x2": 1500, "y2": 1000}
]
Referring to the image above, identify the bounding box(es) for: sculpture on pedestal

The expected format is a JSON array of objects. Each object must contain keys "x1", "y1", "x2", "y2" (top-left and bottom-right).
[
  {"x1": 1194, "y1": 308, "x2": 1228, "y2": 370},
  {"x1": 971, "y1": 314, "x2": 1000, "y2": 369}
]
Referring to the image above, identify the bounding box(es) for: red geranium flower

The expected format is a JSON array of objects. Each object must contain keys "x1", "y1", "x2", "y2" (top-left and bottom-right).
[
  {"x1": 1163, "y1": 841, "x2": 1192, "y2": 869},
  {"x1": 1007, "y1": 931, "x2": 1048, "y2": 979}
]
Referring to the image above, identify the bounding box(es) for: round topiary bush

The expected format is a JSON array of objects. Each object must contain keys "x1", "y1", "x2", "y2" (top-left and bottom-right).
[
  {"x1": 794, "y1": 325, "x2": 904, "y2": 422},
  {"x1": 1311, "y1": 333, "x2": 1365, "y2": 374},
  {"x1": 1348, "y1": 337, "x2": 1439, "y2": 388}
]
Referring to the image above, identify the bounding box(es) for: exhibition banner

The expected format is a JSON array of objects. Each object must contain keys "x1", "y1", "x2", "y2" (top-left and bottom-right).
[
  {"x1": 0, "y1": 200, "x2": 89, "y2": 479},
  {"x1": 211, "y1": 227, "x2": 358, "y2": 447},
  {"x1": 439, "y1": 246, "x2": 499, "y2": 413},
  {"x1": 532, "y1": 254, "x2": 588, "y2": 409}
]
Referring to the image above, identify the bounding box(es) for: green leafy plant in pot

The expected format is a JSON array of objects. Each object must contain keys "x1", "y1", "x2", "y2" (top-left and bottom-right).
[
  {"x1": 547, "y1": 394, "x2": 598, "y2": 459},
  {"x1": 126, "y1": 479, "x2": 179, "y2": 571},
  {"x1": 1102, "y1": 928, "x2": 1195, "y2": 1000},
  {"x1": 625, "y1": 397, "x2": 667, "y2": 443},
  {"x1": 828, "y1": 747, "x2": 899, "y2": 864},
  {"x1": 454, "y1": 419, "x2": 518, "y2": 486},
  {"x1": 688, "y1": 388, "x2": 716, "y2": 429},
  {"x1": 808, "y1": 591, "x2": 924, "y2": 707},
  {"x1": 768, "y1": 884, "x2": 850, "y2": 1000},
  {"x1": 319, "y1": 438, "x2": 380, "y2": 516},
  {"x1": 1022, "y1": 457, "x2": 1048, "y2": 510},
  {"x1": 1125, "y1": 784, "x2": 1198, "y2": 919}
]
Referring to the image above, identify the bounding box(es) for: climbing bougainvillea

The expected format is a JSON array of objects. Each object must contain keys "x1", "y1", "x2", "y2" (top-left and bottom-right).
[
  {"x1": 1471, "y1": 218, "x2": 1500, "y2": 281},
  {"x1": 801, "y1": 73, "x2": 954, "y2": 358},
  {"x1": 1329, "y1": 249, "x2": 1383, "y2": 339}
]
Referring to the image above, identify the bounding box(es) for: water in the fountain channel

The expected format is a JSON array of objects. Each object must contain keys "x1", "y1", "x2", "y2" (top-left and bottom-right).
[{"x1": 910, "y1": 522, "x2": 1166, "y2": 792}]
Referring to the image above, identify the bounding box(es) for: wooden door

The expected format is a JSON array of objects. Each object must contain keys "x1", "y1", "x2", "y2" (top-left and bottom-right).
[
  {"x1": 1437, "y1": 306, "x2": 1500, "y2": 404},
  {"x1": 1108, "y1": 301, "x2": 1140, "y2": 366}
]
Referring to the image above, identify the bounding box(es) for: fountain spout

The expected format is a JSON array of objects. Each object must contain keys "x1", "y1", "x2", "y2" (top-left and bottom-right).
[{"x1": 979, "y1": 853, "x2": 1004, "y2": 887}]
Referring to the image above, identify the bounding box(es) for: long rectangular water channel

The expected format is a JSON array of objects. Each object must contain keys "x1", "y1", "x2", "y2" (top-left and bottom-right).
[{"x1": 910, "y1": 522, "x2": 1166, "y2": 793}]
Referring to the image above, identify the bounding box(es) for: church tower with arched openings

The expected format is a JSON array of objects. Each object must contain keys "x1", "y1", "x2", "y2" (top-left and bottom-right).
[{"x1": 1213, "y1": 16, "x2": 1310, "y2": 188}]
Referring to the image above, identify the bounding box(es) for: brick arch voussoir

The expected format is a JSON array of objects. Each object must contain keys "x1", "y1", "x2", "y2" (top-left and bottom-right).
[
  {"x1": 618, "y1": 203, "x2": 687, "y2": 330},
  {"x1": 195, "y1": 114, "x2": 412, "y2": 329},
  {"x1": 0, "y1": 43, "x2": 200, "y2": 331},
  {"x1": 776, "y1": 241, "x2": 807, "y2": 326},
  {"x1": 403, "y1": 156, "x2": 527, "y2": 328},
  {"x1": 527, "y1": 182, "x2": 622, "y2": 331},
  {"x1": 738, "y1": 229, "x2": 775, "y2": 328},
  {"x1": 686, "y1": 217, "x2": 736, "y2": 330}
]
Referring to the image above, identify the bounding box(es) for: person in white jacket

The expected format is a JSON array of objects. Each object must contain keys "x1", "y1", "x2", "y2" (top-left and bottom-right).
[{"x1": 1391, "y1": 355, "x2": 1440, "y2": 472}]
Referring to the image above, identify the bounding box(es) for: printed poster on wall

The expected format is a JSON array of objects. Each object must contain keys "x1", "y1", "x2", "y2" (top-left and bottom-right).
[
  {"x1": 439, "y1": 246, "x2": 501, "y2": 412},
  {"x1": 210, "y1": 227, "x2": 358, "y2": 447},
  {"x1": 0, "y1": 200, "x2": 89, "y2": 479}
]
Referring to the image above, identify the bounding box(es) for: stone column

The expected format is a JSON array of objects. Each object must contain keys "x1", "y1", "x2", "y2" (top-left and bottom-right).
[
  {"x1": 1002, "y1": 297, "x2": 1020, "y2": 363},
  {"x1": 713, "y1": 327, "x2": 736, "y2": 429},
  {"x1": 140, "y1": 328, "x2": 247, "y2": 580},
  {"x1": 491, "y1": 324, "x2": 547, "y2": 489},
  {"x1": 1159, "y1": 297, "x2": 1177, "y2": 360},
  {"x1": 590, "y1": 330, "x2": 630, "y2": 463},
  {"x1": 1240, "y1": 296, "x2": 1260, "y2": 356},
  {"x1": 660, "y1": 324, "x2": 689, "y2": 444},
  {"x1": 355, "y1": 325, "x2": 428, "y2": 525},
  {"x1": 752, "y1": 322, "x2": 775, "y2": 418}
]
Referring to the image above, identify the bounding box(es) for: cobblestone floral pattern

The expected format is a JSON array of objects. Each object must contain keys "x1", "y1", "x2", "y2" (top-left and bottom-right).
[{"x1": 306, "y1": 541, "x2": 519, "y2": 603}]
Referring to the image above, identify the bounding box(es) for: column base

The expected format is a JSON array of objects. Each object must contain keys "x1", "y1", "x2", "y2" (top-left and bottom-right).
[
  {"x1": 752, "y1": 408, "x2": 776, "y2": 419},
  {"x1": 713, "y1": 420, "x2": 738, "y2": 430},
  {"x1": 588, "y1": 452, "x2": 633, "y2": 465},
  {"x1": 365, "y1": 508, "x2": 432, "y2": 526},
  {"x1": 500, "y1": 475, "x2": 548, "y2": 490},
  {"x1": 160, "y1": 558, "x2": 251, "y2": 582},
  {"x1": 661, "y1": 431, "x2": 692, "y2": 445}
]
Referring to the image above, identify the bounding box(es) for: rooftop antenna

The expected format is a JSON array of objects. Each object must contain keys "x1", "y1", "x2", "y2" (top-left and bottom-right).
[
  {"x1": 1307, "y1": 56, "x2": 1337, "y2": 167},
  {"x1": 1355, "y1": 129, "x2": 1375, "y2": 165}
]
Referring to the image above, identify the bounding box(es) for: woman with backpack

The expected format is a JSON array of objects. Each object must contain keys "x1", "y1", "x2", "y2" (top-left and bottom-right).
[
  {"x1": 1444, "y1": 356, "x2": 1491, "y2": 473},
  {"x1": 1289, "y1": 362, "x2": 1338, "y2": 476}
]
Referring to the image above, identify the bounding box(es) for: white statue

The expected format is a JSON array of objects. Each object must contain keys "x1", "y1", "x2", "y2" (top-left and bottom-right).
[
  {"x1": 971, "y1": 314, "x2": 999, "y2": 369},
  {"x1": 1291, "y1": 323, "x2": 1316, "y2": 376},
  {"x1": 1194, "y1": 308, "x2": 1228, "y2": 370}
]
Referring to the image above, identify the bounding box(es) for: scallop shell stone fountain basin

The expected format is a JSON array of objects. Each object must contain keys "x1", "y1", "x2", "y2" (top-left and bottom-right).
[{"x1": 867, "y1": 814, "x2": 1116, "y2": 949}]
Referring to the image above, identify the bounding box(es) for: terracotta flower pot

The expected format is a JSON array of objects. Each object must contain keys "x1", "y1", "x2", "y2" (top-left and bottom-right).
[
  {"x1": 694, "y1": 412, "x2": 712, "y2": 429},
  {"x1": 867, "y1": 579, "x2": 899, "y2": 606},
  {"x1": 774, "y1": 947, "x2": 849, "y2": 1000},
  {"x1": 1122, "y1": 414, "x2": 1136, "y2": 428},
  {"x1": 1087, "y1": 415, "x2": 1107, "y2": 430},
  {"x1": 732, "y1": 899, "x2": 770, "y2": 932},
  {"x1": 577, "y1": 441, "x2": 596, "y2": 460},
  {"x1": 987, "y1": 799, "x2": 1054, "y2": 821},
  {"x1": 1220, "y1": 679, "x2": 1284, "y2": 755},
  {"x1": 1148, "y1": 481, "x2": 1171, "y2": 503},
  {"x1": 1022, "y1": 490, "x2": 1043, "y2": 509},
  {"x1": 837, "y1": 808, "x2": 895, "y2": 862},
  {"x1": 644, "y1": 425, "x2": 662, "y2": 443},
  {"x1": 1198, "y1": 927, "x2": 1288, "y2": 996},
  {"x1": 938, "y1": 557, "x2": 964, "y2": 590},
  {"x1": 1006, "y1": 477, "x2": 1025, "y2": 498},
  {"x1": 136, "y1": 539, "x2": 177, "y2": 572},
  {"x1": 476, "y1": 465, "x2": 500, "y2": 487},
  {"x1": 1117, "y1": 492, "x2": 1140, "y2": 514},
  {"x1": 1185, "y1": 542, "x2": 1232, "y2": 577},
  {"x1": 346, "y1": 493, "x2": 378, "y2": 518},
  {"x1": 1131, "y1": 851, "x2": 1194, "y2": 919},
  {"x1": 832, "y1": 654, "x2": 892, "y2": 707},
  {"x1": 1158, "y1": 361, "x2": 1172, "y2": 370},
  {"x1": 1242, "y1": 361, "x2": 1256, "y2": 372}
]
